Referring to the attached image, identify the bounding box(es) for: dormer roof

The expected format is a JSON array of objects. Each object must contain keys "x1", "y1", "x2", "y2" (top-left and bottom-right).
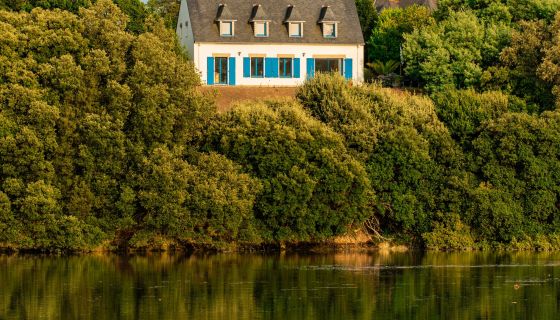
[
  {"x1": 317, "y1": 6, "x2": 337, "y2": 23},
  {"x1": 284, "y1": 5, "x2": 305, "y2": 23},
  {"x1": 249, "y1": 4, "x2": 270, "y2": 22},
  {"x1": 215, "y1": 4, "x2": 236, "y2": 21}
]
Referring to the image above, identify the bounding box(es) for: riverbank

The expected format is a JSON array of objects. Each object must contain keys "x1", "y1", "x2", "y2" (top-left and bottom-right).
[{"x1": 3, "y1": 232, "x2": 560, "y2": 254}]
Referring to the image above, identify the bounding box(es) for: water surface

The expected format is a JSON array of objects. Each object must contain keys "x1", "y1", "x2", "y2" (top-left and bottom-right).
[{"x1": 1, "y1": 251, "x2": 559, "y2": 319}]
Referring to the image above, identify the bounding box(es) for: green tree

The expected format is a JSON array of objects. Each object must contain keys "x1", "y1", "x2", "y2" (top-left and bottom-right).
[
  {"x1": 501, "y1": 19, "x2": 555, "y2": 110},
  {"x1": 538, "y1": 12, "x2": 560, "y2": 108},
  {"x1": 368, "y1": 5, "x2": 434, "y2": 63},
  {"x1": 0, "y1": 0, "x2": 229, "y2": 251},
  {"x1": 403, "y1": 10, "x2": 511, "y2": 91},
  {"x1": 297, "y1": 74, "x2": 467, "y2": 238},
  {"x1": 205, "y1": 100, "x2": 374, "y2": 242},
  {"x1": 436, "y1": 0, "x2": 560, "y2": 22},
  {"x1": 471, "y1": 111, "x2": 560, "y2": 239},
  {"x1": 0, "y1": 0, "x2": 147, "y2": 33},
  {"x1": 355, "y1": 0, "x2": 378, "y2": 60},
  {"x1": 146, "y1": 0, "x2": 180, "y2": 30},
  {"x1": 431, "y1": 89, "x2": 524, "y2": 149}
]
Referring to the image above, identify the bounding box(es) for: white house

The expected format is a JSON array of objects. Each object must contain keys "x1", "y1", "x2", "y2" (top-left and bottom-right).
[{"x1": 176, "y1": 0, "x2": 365, "y2": 86}]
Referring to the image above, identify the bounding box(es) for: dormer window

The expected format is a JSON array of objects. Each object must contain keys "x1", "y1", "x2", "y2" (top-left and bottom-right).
[
  {"x1": 284, "y1": 5, "x2": 305, "y2": 38},
  {"x1": 220, "y1": 21, "x2": 234, "y2": 36},
  {"x1": 254, "y1": 21, "x2": 269, "y2": 37},
  {"x1": 215, "y1": 4, "x2": 236, "y2": 37},
  {"x1": 318, "y1": 6, "x2": 338, "y2": 39},
  {"x1": 289, "y1": 22, "x2": 303, "y2": 37},
  {"x1": 323, "y1": 23, "x2": 336, "y2": 38},
  {"x1": 250, "y1": 4, "x2": 270, "y2": 38}
]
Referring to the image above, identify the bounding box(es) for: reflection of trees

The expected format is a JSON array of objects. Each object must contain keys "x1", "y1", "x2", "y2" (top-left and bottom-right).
[{"x1": 0, "y1": 252, "x2": 559, "y2": 319}]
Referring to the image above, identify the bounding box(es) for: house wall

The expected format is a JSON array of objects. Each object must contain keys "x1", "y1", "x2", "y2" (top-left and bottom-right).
[
  {"x1": 194, "y1": 43, "x2": 364, "y2": 86},
  {"x1": 176, "y1": 0, "x2": 195, "y2": 60}
]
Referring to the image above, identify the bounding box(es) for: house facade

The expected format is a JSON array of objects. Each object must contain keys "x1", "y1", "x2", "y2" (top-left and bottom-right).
[{"x1": 176, "y1": 0, "x2": 364, "y2": 86}]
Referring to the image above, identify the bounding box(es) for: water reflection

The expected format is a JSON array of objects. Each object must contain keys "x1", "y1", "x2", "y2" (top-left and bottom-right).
[{"x1": 0, "y1": 252, "x2": 559, "y2": 319}]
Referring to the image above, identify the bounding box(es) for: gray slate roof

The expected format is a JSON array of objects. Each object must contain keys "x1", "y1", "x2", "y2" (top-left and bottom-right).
[
  {"x1": 186, "y1": 0, "x2": 364, "y2": 44},
  {"x1": 249, "y1": 4, "x2": 269, "y2": 22},
  {"x1": 284, "y1": 5, "x2": 304, "y2": 22},
  {"x1": 318, "y1": 6, "x2": 337, "y2": 23},
  {"x1": 215, "y1": 4, "x2": 235, "y2": 21}
]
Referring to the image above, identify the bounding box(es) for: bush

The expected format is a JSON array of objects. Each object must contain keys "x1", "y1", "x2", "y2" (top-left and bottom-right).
[
  {"x1": 431, "y1": 89, "x2": 523, "y2": 148},
  {"x1": 205, "y1": 100, "x2": 374, "y2": 242},
  {"x1": 422, "y1": 213, "x2": 475, "y2": 251},
  {"x1": 135, "y1": 148, "x2": 261, "y2": 247},
  {"x1": 471, "y1": 111, "x2": 560, "y2": 237},
  {"x1": 297, "y1": 74, "x2": 467, "y2": 237},
  {"x1": 296, "y1": 73, "x2": 379, "y2": 160}
]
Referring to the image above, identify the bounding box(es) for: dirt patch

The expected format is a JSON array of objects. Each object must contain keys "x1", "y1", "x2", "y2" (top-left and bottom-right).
[{"x1": 199, "y1": 86, "x2": 298, "y2": 112}]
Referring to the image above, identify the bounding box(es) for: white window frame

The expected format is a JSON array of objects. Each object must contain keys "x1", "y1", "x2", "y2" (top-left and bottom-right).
[
  {"x1": 254, "y1": 21, "x2": 269, "y2": 37},
  {"x1": 322, "y1": 22, "x2": 337, "y2": 38},
  {"x1": 289, "y1": 22, "x2": 303, "y2": 38},
  {"x1": 220, "y1": 21, "x2": 234, "y2": 37}
]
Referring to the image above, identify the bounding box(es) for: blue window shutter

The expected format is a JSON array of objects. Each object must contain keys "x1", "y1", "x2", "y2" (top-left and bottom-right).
[
  {"x1": 207, "y1": 57, "x2": 214, "y2": 85},
  {"x1": 228, "y1": 57, "x2": 236, "y2": 85},
  {"x1": 344, "y1": 58, "x2": 353, "y2": 80},
  {"x1": 243, "y1": 57, "x2": 250, "y2": 78},
  {"x1": 273, "y1": 58, "x2": 279, "y2": 77},
  {"x1": 306, "y1": 58, "x2": 315, "y2": 78},
  {"x1": 265, "y1": 57, "x2": 278, "y2": 78},
  {"x1": 294, "y1": 58, "x2": 300, "y2": 78}
]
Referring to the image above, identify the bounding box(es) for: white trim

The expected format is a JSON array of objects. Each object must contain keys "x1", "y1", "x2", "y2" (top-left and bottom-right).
[
  {"x1": 288, "y1": 22, "x2": 303, "y2": 38},
  {"x1": 220, "y1": 21, "x2": 234, "y2": 37}
]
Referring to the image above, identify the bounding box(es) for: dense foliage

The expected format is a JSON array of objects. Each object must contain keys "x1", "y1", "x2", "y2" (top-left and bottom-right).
[
  {"x1": 356, "y1": 0, "x2": 560, "y2": 112},
  {"x1": 0, "y1": 0, "x2": 148, "y2": 33},
  {"x1": 297, "y1": 74, "x2": 560, "y2": 250},
  {"x1": 204, "y1": 101, "x2": 373, "y2": 241},
  {"x1": 1, "y1": 1, "x2": 559, "y2": 251},
  {"x1": 368, "y1": 5, "x2": 434, "y2": 64},
  {"x1": 0, "y1": 0, "x2": 259, "y2": 250}
]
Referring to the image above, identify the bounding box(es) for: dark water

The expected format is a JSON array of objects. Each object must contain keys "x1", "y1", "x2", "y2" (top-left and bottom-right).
[{"x1": 1, "y1": 252, "x2": 559, "y2": 319}]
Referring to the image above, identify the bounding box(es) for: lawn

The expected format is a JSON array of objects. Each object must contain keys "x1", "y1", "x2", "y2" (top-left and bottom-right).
[{"x1": 199, "y1": 86, "x2": 298, "y2": 112}]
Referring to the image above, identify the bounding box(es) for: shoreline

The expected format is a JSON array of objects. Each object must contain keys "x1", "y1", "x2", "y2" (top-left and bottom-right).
[{"x1": 3, "y1": 237, "x2": 560, "y2": 255}]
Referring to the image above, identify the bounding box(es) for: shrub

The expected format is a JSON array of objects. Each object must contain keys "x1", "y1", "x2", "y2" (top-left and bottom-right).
[
  {"x1": 471, "y1": 111, "x2": 560, "y2": 237},
  {"x1": 422, "y1": 213, "x2": 476, "y2": 251},
  {"x1": 431, "y1": 89, "x2": 522, "y2": 148},
  {"x1": 205, "y1": 100, "x2": 374, "y2": 241}
]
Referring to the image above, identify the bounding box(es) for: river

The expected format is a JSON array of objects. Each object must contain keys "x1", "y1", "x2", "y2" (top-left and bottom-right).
[{"x1": 0, "y1": 251, "x2": 559, "y2": 319}]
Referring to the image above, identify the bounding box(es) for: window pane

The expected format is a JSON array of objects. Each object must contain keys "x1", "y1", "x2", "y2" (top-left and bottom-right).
[
  {"x1": 324, "y1": 23, "x2": 335, "y2": 37},
  {"x1": 220, "y1": 22, "x2": 232, "y2": 36},
  {"x1": 255, "y1": 22, "x2": 267, "y2": 36},
  {"x1": 214, "y1": 57, "x2": 228, "y2": 84},
  {"x1": 279, "y1": 58, "x2": 292, "y2": 77},
  {"x1": 289, "y1": 23, "x2": 301, "y2": 37},
  {"x1": 315, "y1": 59, "x2": 341, "y2": 74},
  {"x1": 251, "y1": 57, "x2": 264, "y2": 77}
]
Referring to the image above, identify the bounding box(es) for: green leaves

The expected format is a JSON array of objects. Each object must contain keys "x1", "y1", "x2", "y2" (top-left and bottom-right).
[
  {"x1": 367, "y1": 5, "x2": 434, "y2": 63},
  {"x1": 0, "y1": 0, "x2": 219, "y2": 251},
  {"x1": 206, "y1": 100, "x2": 373, "y2": 242}
]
